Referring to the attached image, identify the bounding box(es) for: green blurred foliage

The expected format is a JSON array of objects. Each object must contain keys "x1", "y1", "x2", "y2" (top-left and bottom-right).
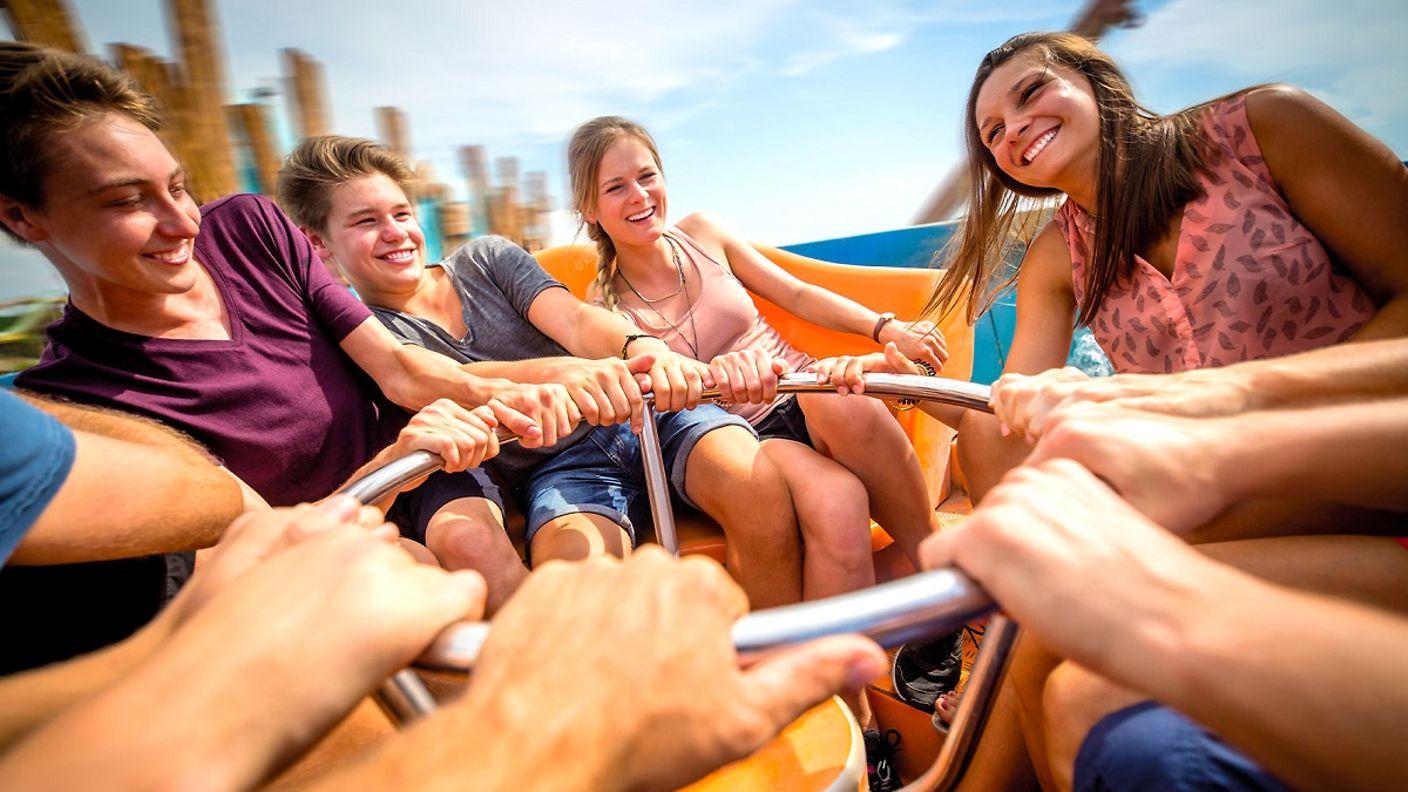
[{"x1": 1, "y1": 297, "x2": 64, "y2": 373}]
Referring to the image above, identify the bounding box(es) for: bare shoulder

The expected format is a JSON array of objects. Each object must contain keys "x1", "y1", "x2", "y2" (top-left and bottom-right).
[
  {"x1": 675, "y1": 212, "x2": 728, "y2": 245},
  {"x1": 1020, "y1": 221, "x2": 1076, "y2": 296},
  {"x1": 1242, "y1": 85, "x2": 1360, "y2": 164}
]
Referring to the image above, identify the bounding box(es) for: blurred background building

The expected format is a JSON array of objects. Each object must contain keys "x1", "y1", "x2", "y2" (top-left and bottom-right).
[{"x1": 1, "y1": 0, "x2": 554, "y2": 258}]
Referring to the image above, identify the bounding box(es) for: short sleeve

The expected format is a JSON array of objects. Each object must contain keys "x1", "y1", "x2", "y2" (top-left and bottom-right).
[
  {"x1": 467, "y1": 236, "x2": 567, "y2": 318},
  {"x1": 0, "y1": 393, "x2": 76, "y2": 566}
]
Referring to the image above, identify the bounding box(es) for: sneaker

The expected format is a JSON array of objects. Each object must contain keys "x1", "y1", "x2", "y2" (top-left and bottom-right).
[
  {"x1": 863, "y1": 728, "x2": 904, "y2": 792},
  {"x1": 891, "y1": 628, "x2": 965, "y2": 711}
]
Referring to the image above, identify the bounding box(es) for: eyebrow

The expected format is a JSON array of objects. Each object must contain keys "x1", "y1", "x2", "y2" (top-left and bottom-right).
[
  {"x1": 88, "y1": 167, "x2": 186, "y2": 196},
  {"x1": 977, "y1": 73, "x2": 1039, "y2": 137},
  {"x1": 344, "y1": 202, "x2": 411, "y2": 221}
]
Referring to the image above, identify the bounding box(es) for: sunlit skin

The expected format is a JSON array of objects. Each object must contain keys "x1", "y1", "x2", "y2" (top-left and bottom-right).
[
  {"x1": 0, "y1": 112, "x2": 223, "y2": 339},
  {"x1": 586, "y1": 138, "x2": 671, "y2": 271},
  {"x1": 306, "y1": 173, "x2": 432, "y2": 308},
  {"x1": 973, "y1": 55, "x2": 1102, "y2": 209}
]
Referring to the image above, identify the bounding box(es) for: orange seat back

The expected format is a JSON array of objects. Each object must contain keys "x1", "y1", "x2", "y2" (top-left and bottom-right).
[{"x1": 533, "y1": 243, "x2": 972, "y2": 557}]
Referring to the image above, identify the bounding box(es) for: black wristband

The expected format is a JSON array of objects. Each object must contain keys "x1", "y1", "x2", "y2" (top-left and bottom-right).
[{"x1": 621, "y1": 333, "x2": 654, "y2": 359}]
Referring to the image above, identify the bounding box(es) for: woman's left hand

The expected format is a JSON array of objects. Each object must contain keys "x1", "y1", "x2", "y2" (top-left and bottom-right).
[
  {"x1": 880, "y1": 320, "x2": 948, "y2": 372},
  {"x1": 812, "y1": 342, "x2": 921, "y2": 395}
]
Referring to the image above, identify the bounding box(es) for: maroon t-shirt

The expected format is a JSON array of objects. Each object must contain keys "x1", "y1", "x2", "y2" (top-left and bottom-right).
[{"x1": 17, "y1": 194, "x2": 406, "y2": 506}]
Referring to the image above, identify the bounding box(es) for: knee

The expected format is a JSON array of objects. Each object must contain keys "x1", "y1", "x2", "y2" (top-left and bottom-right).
[
  {"x1": 799, "y1": 473, "x2": 871, "y2": 551},
  {"x1": 429, "y1": 517, "x2": 509, "y2": 568}
]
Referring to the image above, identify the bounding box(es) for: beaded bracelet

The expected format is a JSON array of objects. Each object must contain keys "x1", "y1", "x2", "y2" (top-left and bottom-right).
[{"x1": 895, "y1": 358, "x2": 936, "y2": 410}]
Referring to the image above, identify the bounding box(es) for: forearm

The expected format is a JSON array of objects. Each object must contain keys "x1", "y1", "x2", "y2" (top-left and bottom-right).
[
  {"x1": 465, "y1": 357, "x2": 597, "y2": 385},
  {"x1": 0, "y1": 625, "x2": 344, "y2": 791},
  {"x1": 1156, "y1": 577, "x2": 1408, "y2": 792},
  {"x1": 1215, "y1": 399, "x2": 1408, "y2": 511},
  {"x1": 379, "y1": 344, "x2": 509, "y2": 411},
  {"x1": 0, "y1": 622, "x2": 167, "y2": 752},
  {"x1": 792, "y1": 285, "x2": 885, "y2": 339},
  {"x1": 1240, "y1": 336, "x2": 1408, "y2": 410},
  {"x1": 300, "y1": 683, "x2": 621, "y2": 792},
  {"x1": 19, "y1": 391, "x2": 218, "y2": 466},
  {"x1": 16, "y1": 431, "x2": 245, "y2": 564}
]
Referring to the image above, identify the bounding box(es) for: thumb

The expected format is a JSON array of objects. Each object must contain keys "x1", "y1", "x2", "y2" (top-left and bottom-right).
[
  {"x1": 738, "y1": 635, "x2": 886, "y2": 733},
  {"x1": 771, "y1": 358, "x2": 790, "y2": 375},
  {"x1": 626, "y1": 353, "x2": 658, "y2": 374},
  {"x1": 883, "y1": 342, "x2": 916, "y2": 374}
]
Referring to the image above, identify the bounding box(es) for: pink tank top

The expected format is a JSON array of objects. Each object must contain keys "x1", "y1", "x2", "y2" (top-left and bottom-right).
[
  {"x1": 612, "y1": 228, "x2": 814, "y2": 424},
  {"x1": 1053, "y1": 94, "x2": 1373, "y2": 374}
]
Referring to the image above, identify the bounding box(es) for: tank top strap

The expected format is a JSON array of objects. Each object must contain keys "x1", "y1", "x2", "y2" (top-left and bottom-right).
[{"x1": 666, "y1": 227, "x2": 732, "y2": 276}]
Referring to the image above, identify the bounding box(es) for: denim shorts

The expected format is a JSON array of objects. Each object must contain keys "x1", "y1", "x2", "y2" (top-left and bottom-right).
[
  {"x1": 751, "y1": 395, "x2": 815, "y2": 448},
  {"x1": 386, "y1": 467, "x2": 505, "y2": 543},
  {"x1": 518, "y1": 404, "x2": 754, "y2": 550},
  {"x1": 1075, "y1": 701, "x2": 1293, "y2": 792}
]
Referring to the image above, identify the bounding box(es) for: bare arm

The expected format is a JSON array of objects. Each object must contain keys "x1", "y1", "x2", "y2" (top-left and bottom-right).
[
  {"x1": 338, "y1": 317, "x2": 546, "y2": 441},
  {"x1": 920, "y1": 460, "x2": 1408, "y2": 792},
  {"x1": 1030, "y1": 396, "x2": 1408, "y2": 532},
  {"x1": 1247, "y1": 85, "x2": 1408, "y2": 342},
  {"x1": 299, "y1": 549, "x2": 884, "y2": 792},
  {"x1": 679, "y1": 213, "x2": 948, "y2": 368},
  {"x1": 0, "y1": 505, "x2": 485, "y2": 792},
  {"x1": 13, "y1": 393, "x2": 245, "y2": 563}
]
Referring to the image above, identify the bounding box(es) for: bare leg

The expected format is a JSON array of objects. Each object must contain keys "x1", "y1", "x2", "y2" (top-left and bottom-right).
[
  {"x1": 799, "y1": 394, "x2": 940, "y2": 567},
  {"x1": 956, "y1": 410, "x2": 1033, "y2": 504},
  {"x1": 1042, "y1": 664, "x2": 1143, "y2": 792},
  {"x1": 530, "y1": 512, "x2": 632, "y2": 565},
  {"x1": 760, "y1": 437, "x2": 875, "y2": 600},
  {"x1": 683, "y1": 426, "x2": 803, "y2": 609},
  {"x1": 1039, "y1": 535, "x2": 1408, "y2": 787},
  {"x1": 954, "y1": 677, "x2": 1041, "y2": 792},
  {"x1": 425, "y1": 496, "x2": 526, "y2": 616}
]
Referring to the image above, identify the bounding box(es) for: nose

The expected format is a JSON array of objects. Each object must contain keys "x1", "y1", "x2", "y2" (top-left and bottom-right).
[
  {"x1": 627, "y1": 181, "x2": 649, "y2": 202},
  {"x1": 380, "y1": 218, "x2": 409, "y2": 242},
  {"x1": 155, "y1": 193, "x2": 200, "y2": 239}
]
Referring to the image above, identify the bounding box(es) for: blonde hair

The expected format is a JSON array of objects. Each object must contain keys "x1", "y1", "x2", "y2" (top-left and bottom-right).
[
  {"x1": 0, "y1": 41, "x2": 160, "y2": 242},
  {"x1": 566, "y1": 116, "x2": 663, "y2": 310},
  {"x1": 276, "y1": 135, "x2": 416, "y2": 233}
]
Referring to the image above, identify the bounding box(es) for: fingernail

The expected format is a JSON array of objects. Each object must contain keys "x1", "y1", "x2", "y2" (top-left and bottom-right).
[{"x1": 319, "y1": 494, "x2": 358, "y2": 518}]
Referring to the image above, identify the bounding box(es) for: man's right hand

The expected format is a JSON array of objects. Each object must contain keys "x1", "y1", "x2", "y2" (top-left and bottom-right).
[
  {"x1": 462, "y1": 548, "x2": 886, "y2": 791},
  {"x1": 554, "y1": 356, "x2": 652, "y2": 433},
  {"x1": 486, "y1": 382, "x2": 581, "y2": 448}
]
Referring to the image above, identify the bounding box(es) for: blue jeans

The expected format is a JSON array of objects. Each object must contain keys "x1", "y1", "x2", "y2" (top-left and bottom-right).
[{"x1": 518, "y1": 404, "x2": 754, "y2": 553}]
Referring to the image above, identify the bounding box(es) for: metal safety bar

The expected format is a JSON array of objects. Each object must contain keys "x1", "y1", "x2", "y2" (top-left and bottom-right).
[{"x1": 348, "y1": 373, "x2": 1022, "y2": 789}]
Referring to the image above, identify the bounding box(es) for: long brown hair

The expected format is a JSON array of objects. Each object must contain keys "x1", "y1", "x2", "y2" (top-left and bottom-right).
[
  {"x1": 566, "y1": 115, "x2": 663, "y2": 310},
  {"x1": 925, "y1": 32, "x2": 1212, "y2": 327}
]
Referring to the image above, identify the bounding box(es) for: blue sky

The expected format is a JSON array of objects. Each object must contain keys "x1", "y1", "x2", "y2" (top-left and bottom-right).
[{"x1": 3, "y1": 0, "x2": 1406, "y2": 301}]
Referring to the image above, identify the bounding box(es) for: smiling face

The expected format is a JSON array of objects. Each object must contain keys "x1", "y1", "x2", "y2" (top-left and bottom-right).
[
  {"x1": 973, "y1": 53, "x2": 1101, "y2": 199},
  {"x1": 308, "y1": 172, "x2": 426, "y2": 303},
  {"x1": 586, "y1": 136, "x2": 668, "y2": 249},
  {"x1": 1, "y1": 112, "x2": 202, "y2": 307}
]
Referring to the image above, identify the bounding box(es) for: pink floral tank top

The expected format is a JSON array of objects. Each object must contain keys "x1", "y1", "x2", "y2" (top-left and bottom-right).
[
  {"x1": 1052, "y1": 94, "x2": 1372, "y2": 374},
  {"x1": 612, "y1": 228, "x2": 814, "y2": 424}
]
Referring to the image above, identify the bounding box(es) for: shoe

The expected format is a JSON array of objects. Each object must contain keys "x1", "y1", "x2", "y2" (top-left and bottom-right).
[
  {"x1": 891, "y1": 628, "x2": 965, "y2": 711},
  {"x1": 863, "y1": 728, "x2": 904, "y2": 792}
]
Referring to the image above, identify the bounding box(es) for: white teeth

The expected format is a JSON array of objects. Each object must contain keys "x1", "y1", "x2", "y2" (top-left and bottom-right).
[
  {"x1": 627, "y1": 207, "x2": 654, "y2": 222},
  {"x1": 1023, "y1": 128, "x2": 1058, "y2": 164},
  {"x1": 383, "y1": 250, "x2": 414, "y2": 262}
]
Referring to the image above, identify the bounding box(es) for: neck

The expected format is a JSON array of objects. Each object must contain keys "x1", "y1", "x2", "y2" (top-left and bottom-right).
[
  {"x1": 611, "y1": 233, "x2": 673, "y2": 284},
  {"x1": 377, "y1": 265, "x2": 463, "y2": 331},
  {"x1": 56, "y1": 256, "x2": 228, "y2": 340}
]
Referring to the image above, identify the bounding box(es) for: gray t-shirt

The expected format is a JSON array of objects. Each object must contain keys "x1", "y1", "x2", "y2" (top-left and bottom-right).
[{"x1": 371, "y1": 236, "x2": 594, "y2": 485}]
